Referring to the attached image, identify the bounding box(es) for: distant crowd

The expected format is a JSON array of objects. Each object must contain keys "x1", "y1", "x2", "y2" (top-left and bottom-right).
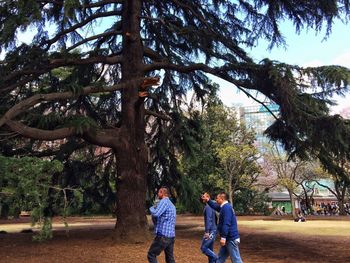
[
  {"x1": 302, "y1": 202, "x2": 350, "y2": 216},
  {"x1": 273, "y1": 202, "x2": 350, "y2": 216}
]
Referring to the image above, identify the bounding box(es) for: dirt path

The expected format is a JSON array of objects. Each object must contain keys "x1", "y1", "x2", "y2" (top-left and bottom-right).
[{"x1": 0, "y1": 215, "x2": 349, "y2": 263}]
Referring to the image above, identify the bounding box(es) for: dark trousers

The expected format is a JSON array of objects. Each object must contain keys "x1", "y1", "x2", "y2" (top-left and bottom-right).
[{"x1": 147, "y1": 236, "x2": 175, "y2": 263}]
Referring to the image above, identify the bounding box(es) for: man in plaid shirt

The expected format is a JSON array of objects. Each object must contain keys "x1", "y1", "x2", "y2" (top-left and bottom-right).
[{"x1": 147, "y1": 186, "x2": 176, "y2": 263}]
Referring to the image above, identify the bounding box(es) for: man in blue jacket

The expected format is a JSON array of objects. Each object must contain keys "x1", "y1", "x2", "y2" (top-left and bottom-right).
[
  {"x1": 148, "y1": 187, "x2": 176, "y2": 263},
  {"x1": 201, "y1": 193, "x2": 218, "y2": 263},
  {"x1": 202, "y1": 192, "x2": 243, "y2": 263}
]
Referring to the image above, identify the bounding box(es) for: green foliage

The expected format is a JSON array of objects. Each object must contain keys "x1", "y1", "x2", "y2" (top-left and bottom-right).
[
  {"x1": 60, "y1": 158, "x2": 116, "y2": 216},
  {"x1": 0, "y1": 0, "x2": 42, "y2": 51},
  {"x1": 0, "y1": 155, "x2": 63, "y2": 240},
  {"x1": 233, "y1": 189, "x2": 271, "y2": 215},
  {"x1": 32, "y1": 218, "x2": 53, "y2": 242},
  {"x1": 177, "y1": 176, "x2": 203, "y2": 214},
  {"x1": 64, "y1": 0, "x2": 82, "y2": 21},
  {"x1": 1, "y1": 0, "x2": 350, "y2": 231},
  {"x1": 65, "y1": 116, "x2": 97, "y2": 135},
  {"x1": 177, "y1": 91, "x2": 262, "y2": 213}
]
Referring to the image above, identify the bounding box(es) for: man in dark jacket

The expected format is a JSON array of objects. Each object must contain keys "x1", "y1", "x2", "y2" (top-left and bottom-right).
[
  {"x1": 200, "y1": 193, "x2": 218, "y2": 263},
  {"x1": 202, "y1": 192, "x2": 243, "y2": 263}
]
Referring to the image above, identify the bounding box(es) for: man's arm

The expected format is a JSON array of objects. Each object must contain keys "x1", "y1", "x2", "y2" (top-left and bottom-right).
[
  {"x1": 150, "y1": 198, "x2": 168, "y2": 218},
  {"x1": 207, "y1": 199, "x2": 221, "y2": 212}
]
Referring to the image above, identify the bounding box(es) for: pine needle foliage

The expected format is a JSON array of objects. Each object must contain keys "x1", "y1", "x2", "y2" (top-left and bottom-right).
[{"x1": 1, "y1": 0, "x2": 350, "y2": 235}]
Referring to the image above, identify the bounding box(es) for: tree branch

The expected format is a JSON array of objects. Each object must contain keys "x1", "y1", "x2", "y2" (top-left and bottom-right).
[
  {"x1": 46, "y1": 10, "x2": 122, "y2": 47},
  {"x1": 144, "y1": 61, "x2": 279, "y2": 120},
  {"x1": 314, "y1": 180, "x2": 338, "y2": 198},
  {"x1": 3, "y1": 55, "x2": 122, "y2": 84},
  {"x1": 5, "y1": 120, "x2": 120, "y2": 149},
  {"x1": 82, "y1": 0, "x2": 123, "y2": 8},
  {"x1": 67, "y1": 29, "x2": 122, "y2": 52},
  {"x1": 0, "y1": 77, "x2": 151, "y2": 127},
  {"x1": 143, "y1": 47, "x2": 167, "y2": 62},
  {"x1": 5, "y1": 120, "x2": 76, "y2": 141},
  {"x1": 145, "y1": 109, "x2": 172, "y2": 121}
]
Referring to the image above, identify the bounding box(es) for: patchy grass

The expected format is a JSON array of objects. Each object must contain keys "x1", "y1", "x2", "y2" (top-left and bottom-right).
[
  {"x1": 1, "y1": 215, "x2": 350, "y2": 262},
  {"x1": 238, "y1": 218, "x2": 350, "y2": 236}
]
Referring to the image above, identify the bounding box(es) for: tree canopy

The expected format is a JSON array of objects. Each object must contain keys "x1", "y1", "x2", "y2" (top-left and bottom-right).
[{"x1": 1, "y1": 0, "x2": 350, "y2": 238}]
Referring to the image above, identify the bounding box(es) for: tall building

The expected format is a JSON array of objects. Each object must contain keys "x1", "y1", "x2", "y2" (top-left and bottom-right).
[
  {"x1": 239, "y1": 103, "x2": 337, "y2": 214},
  {"x1": 239, "y1": 103, "x2": 279, "y2": 146}
]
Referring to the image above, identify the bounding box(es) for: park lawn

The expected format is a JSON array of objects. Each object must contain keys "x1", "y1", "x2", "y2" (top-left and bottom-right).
[
  {"x1": 1, "y1": 215, "x2": 350, "y2": 262},
  {"x1": 0, "y1": 217, "x2": 115, "y2": 233},
  {"x1": 238, "y1": 218, "x2": 350, "y2": 236}
]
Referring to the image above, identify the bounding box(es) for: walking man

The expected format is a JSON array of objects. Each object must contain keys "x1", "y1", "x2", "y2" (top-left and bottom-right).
[
  {"x1": 202, "y1": 192, "x2": 243, "y2": 263},
  {"x1": 148, "y1": 186, "x2": 176, "y2": 263},
  {"x1": 200, "y1": 193, "x2": 218, "y2": 263}
]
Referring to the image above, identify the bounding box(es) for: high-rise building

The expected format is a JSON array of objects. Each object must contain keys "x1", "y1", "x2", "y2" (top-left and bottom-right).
[
  {"x1": 239, "y1": 103, "x2": 279, "y2": 146},
  {"x1": 239, "y1": 103, "x2": 337, "y2": 214}
]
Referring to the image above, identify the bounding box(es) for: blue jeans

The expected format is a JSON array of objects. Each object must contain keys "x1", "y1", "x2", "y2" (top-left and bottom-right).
[
  {"x1": 217, "y1": 239, "x2": 243, "y2": 263},
  {"x1": 200, "y1": 230, "x2": 217, "y2": 263}
]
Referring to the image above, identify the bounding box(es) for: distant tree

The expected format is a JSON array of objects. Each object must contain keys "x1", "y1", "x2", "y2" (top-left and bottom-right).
[
  {"x1": 0, "y1": 155, "x2": 64, "y2": 240},
  {"x1": 179, "y1": 92, "x2": 262, "y2": 212},
  {"x1": 1, "y1": 1, "x2": 350, "y2": 239},
  {"x1": 310, "y1": 162, "x2": 350, "y2": 215},
  {"x1": 177, "y1": 91, "x2": 226, "y2": 213},
  {"x1": 213, "y1": 109, "x2": 261, "y2": 205},
  {"x1": 260, "y1": 144, "x2": 309, "y2": 218}
]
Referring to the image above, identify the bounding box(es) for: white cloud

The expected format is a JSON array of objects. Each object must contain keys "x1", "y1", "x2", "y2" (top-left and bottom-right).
[
  {"x1": 302, "y1": 60, "x2": 324, "y2": 67},
  {"x1": 331, "y1": 51, "x2": 350, "y2": 67}
]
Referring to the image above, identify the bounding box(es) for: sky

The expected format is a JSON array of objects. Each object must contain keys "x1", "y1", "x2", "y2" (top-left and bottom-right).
[{"x1": 217, "y1": 19, "x2": 350, "y2": 115}]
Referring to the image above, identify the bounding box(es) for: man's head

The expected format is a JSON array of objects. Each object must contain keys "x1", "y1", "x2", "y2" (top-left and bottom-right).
[
  {"x1": 201, "y1": 193, "x2": 210, "y2": 203},
  {"x1": 157, "y1": 186, "x2": 169, "y2": 199},
  {"x1": 215, "y1": 192, "x2": 229, "y2": 205}
]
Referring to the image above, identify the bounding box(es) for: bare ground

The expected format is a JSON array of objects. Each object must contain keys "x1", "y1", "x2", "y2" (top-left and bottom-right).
[{"x1": 0, "y1": 215, "x2": 349, "y2": 263}]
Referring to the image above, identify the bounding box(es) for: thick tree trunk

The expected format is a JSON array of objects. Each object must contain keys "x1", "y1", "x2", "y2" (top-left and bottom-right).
[
  {"x1": 0, "y1": 203, "x2": 9, "y2": 220},
  {"x1": 114, "y1": 138, "x2": 150, "y2": 241},
  {"x1": 113, "y1": 0, "x2": 150, "y2": 242}
]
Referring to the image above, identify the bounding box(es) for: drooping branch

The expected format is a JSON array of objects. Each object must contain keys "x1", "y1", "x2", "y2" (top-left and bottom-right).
[
  {"x1": 170, "y1": 0, "x2": 212, "y2": 32},
  {"x1": 0, "y1": 77, "x2": 152, "y2": 127},
  {"x1": 67, "y1": 29, "x2": 122, "y2": 52},
  {"x1": 82, "y1": 0, "x2": 123, "y2": 8},
  {"x1": 49, "y1": 55, "x2": 122, "y2": 67},
  {"x1": 314, "y1": 180, "x2": 338, "y2": 198},
  {"x1": 36, "y1": 0, "x2": 123, "y2": 8},
  {"x1": 5, "y1": 120, "x2": 76, "y2": 140},
  {"x1": 46, "y1": 10, "x2": 122, "y2": 48},
  {"x1": 5, "y1": 120, "x2": 120, "y2": 149},
  {"x1": 144, "y1": 61, "x2": 280, "y2": 120},
  {"x1": 2, "y1": 139, "x2": 87, "y2": 159},
  {"x1": 143, "y1": 47, "x2": 167, "y2": 62},
  {"x1": 3, "y1": 55, "x2": 122, "y2": 85},
  {"x1": 169, "y1": 0, "x2": 252, "y2": 61}
]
